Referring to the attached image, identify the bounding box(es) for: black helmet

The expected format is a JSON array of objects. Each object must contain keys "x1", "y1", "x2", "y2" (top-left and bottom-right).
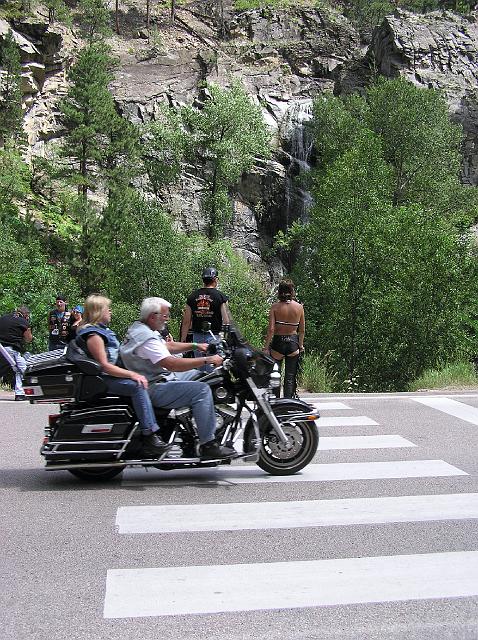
[{"x1": 202, "y1": 266, "x2": 218, "y2": 280}]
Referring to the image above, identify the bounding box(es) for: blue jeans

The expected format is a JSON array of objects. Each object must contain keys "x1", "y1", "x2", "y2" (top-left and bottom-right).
[
  {"x1": 4, "y1": 346, "x2": 27, "y2": 395},
  {"x1": 103, "y1": 376, "x2": 159, "y2": 435},
  {"x1": 148, "y1": 373, "x2": 216, "y2": 444},
  {"x1": 193, "y1": 331, "x2": 219, "y2": 372}
]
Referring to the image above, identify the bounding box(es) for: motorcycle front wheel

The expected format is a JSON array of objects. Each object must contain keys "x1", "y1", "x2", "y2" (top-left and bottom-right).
[
  {"x1": 68, "y1": 466, "x2": 124, "y2": 481},
  {"x1": 247, "y1": 404, "x2": 319, "y2": 475}
]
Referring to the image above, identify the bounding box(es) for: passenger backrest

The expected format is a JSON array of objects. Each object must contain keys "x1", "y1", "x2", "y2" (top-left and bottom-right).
[{"x1": 76, "y1": 375, "x2": 108, "y2": 402}]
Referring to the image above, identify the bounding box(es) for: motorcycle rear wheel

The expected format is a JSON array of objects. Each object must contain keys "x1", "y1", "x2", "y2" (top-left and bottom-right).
[
  {"x1": 250, "y1": 405, "x2": 319, "y2": 475},
  {"x1": 68, "y1": 466, "x2": 124, "y2": 481}
]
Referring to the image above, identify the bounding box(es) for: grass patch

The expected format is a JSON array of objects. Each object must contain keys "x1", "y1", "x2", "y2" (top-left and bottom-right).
[
  {"x1": 408, "y1": 361, "x2": 478, "y2": 391},
  {"x1": 298, "y1": 351, "x2": 335, "y2": 393}
]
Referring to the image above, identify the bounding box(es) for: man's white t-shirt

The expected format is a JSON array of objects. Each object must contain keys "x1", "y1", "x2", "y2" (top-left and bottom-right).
[{"x1": 136, "y1": 332, "x2": 170, "y2": 365}]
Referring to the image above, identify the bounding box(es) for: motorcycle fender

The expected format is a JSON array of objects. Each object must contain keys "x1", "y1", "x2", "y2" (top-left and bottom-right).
[
  {"x1": 269, "y1": 397, "x2": 319, "y2": 415},
  {"x1": 243, "y1": 399, "x2": 319, "y2": 453}
]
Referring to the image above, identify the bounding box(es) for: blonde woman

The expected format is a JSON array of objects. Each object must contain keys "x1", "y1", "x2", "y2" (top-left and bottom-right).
[{"x1": 76, "y1": 295, "x2": 170, "y2": 457}]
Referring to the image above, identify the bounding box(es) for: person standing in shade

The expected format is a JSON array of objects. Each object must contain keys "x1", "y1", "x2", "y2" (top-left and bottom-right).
[
  {"x1": 68, "y1": 304, "x2": 84, "y2": 341},
  {"x1": 48, "y1": 295, "x2": 71, "y2": 351},
  {"x1": 263, "y1": 279, "x2": 305, "y2": 398},
  {"x1": 180, "y1": 267, "x2": 230, "y2": 371},
  {"x1": 0, "y1": 306, "x2": 32, "y2": 401}
]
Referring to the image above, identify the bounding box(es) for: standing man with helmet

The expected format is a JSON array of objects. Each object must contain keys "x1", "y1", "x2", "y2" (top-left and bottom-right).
[
  {"x1": 180, "y1": 267, "x2": 230, "y2": 370},
  {"x1": 48, "y1": 294, "x2": 71, "y2": 351},
  {"x1": 0, "y1": 306, "x2": 32, "y2": 401}
]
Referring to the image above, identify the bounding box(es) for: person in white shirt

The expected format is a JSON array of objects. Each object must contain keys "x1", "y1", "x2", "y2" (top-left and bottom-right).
[{"x1": 120, "y1": 297, "x2": 236, "y2": 461}]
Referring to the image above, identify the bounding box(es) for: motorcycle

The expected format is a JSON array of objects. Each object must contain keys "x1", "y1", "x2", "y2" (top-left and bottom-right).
[{"x1": 23, "y1": 325, "x2": 319, "y2": 482}]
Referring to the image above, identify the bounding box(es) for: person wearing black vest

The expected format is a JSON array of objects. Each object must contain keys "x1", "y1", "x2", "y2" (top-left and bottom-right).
[
  {"x1": 180, "y1": 267, "x2": 230, "y2": 371},
  {"x1": 47, "y1": 294, "x2": 71, "y2": 351},
  {"x1": 0, "y1": 306, "x2": 32, "y2": 400}
]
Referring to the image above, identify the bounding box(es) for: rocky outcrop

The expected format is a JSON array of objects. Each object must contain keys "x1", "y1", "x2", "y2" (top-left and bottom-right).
[
  {"x1": 0, "y1": 18, "x2": 77, "y2": 157},
  {"x1": 108, "y1": 6, "x2": 361, "y2": 270},
  {"x1": 357, "y1": 10, "x2": 478, "y2": 185}
]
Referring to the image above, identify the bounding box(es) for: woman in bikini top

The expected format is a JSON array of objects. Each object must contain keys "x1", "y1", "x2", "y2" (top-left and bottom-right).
[{"x1": 263, "y1": 279, "x2": 305, "y2": 398}]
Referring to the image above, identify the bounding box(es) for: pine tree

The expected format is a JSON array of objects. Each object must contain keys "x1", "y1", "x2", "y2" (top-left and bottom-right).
[
  {"x1": 0, "y1": 30, "x2": 23, "y2": 147},
  {"x1": 59, "y1": 42, "x2": 139, "y2": 290},
  {"x1": 77, "y1": 0, "x2": 112, "y2": 43}
]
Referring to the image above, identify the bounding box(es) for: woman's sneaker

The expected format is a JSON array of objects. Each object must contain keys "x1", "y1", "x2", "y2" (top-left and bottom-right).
[{"x1": 200, "y1": 439, "x2": 236, "y2": 460}]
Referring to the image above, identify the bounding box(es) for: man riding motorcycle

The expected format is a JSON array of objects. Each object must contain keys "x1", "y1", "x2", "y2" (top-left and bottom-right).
[{"x1": 120, "y1": 297, "x2": 236, "y2": 461}]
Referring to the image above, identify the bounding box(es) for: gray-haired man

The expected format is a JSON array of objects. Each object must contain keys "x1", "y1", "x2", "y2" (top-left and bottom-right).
[{"x1": 120, "y1": 297, "x2": 235, "y2": 460}]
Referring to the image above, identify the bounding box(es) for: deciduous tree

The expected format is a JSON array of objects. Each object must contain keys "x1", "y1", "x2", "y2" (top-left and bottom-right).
[{"x1": 292, "y1": 81, "x2": 477, "y2": 390}]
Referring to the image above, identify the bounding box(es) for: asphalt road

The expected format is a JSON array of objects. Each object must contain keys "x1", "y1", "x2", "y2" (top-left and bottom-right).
[{"x1": 1, "y1": 390, "x2": 478, "y2": 640}]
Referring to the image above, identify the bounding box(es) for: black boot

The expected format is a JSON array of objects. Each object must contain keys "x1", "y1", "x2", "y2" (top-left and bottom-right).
[
  {"x1": 200, "y1": 439, "x2": 236, "y2": 460},
  {"x1": 283, "y1": 354, "x2": 299, "y2": 398},
  {"x1": 142, "y1": 432, "x2": 172, "y2": 458}
]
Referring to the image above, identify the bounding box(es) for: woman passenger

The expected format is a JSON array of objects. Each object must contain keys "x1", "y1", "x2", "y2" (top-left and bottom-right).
[
  {"x1": 76, "y1": 295, "x2": 170, "y2": 457},
  {"x1": 263, "y1": 279, "x2": 305, "y2": 398}
]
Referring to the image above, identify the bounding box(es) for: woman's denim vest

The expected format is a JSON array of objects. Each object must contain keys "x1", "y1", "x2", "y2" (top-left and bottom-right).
[{"x1": 76, "y1": 324, "x2": 119, "y2": 364}]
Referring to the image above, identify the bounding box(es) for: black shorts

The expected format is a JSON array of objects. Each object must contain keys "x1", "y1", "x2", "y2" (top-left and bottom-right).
[{"x1": 270, "y1": 334, "x2": 299, "y2": 356}]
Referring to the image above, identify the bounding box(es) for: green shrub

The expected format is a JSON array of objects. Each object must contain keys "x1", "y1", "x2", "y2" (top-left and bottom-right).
[
  {"x1": 298, "y1": 351, "x2": 336, "y2": 393},
  {"x1": 408, "y1": 361, "x2": 478, "y2": 391}
]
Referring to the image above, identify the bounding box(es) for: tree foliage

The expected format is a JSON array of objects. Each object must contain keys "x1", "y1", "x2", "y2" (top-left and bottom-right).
[
  {"x1": 0, "y1": 29, "x2": 23, "y2": 146},
  {"x1": 59, "y1": 42, "x2": 140, "y2": 291},
  {"x1": 77, "y1": 0, "x2": 112, "y2": 42},
  {"x1": 143, "y1": 82, "x2": 271, "y2": 238},
  {"x1": 94, "y1": 193, "x2": 268, "y2": 344},
  {"x1": 293, "y1": 78, "x2": 477, "y2": 390},
  {"x1": 183, "y1": 82, "x2": 271, "y2": 237}
]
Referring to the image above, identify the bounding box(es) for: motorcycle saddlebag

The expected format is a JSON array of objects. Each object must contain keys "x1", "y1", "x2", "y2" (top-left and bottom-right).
[{"x1": 43, "y1": 405, "x2": 135, "y2": 461}]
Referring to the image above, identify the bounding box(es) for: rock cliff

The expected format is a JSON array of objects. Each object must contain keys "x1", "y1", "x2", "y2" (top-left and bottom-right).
[{"x1": 2, "y1": 5, "x2": 478, "y2": 273}]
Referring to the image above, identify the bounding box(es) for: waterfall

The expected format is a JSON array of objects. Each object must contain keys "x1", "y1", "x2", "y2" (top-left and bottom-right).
[{"x1": 279, "y1": 99, "x2": 314, "y2": 226}]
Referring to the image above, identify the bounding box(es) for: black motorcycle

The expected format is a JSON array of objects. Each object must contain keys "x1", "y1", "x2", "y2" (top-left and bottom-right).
[{"x1": 23, "y1": 326, "x2": 319, "y2": 482}]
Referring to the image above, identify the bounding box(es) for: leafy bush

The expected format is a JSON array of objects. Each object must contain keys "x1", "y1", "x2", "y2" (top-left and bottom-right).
[
  {"x1": 409, "y1": 361, "x2": 478, "y2": 391},
  {"x1": 0, "y1": 218, "x2": 81, "y2": 351},
  {"x1": 298, "y1": 352, "x2": 336, "y2": 393},
  {"x1": 94, "y1": 194, "x2": 269, "y2": 345}
]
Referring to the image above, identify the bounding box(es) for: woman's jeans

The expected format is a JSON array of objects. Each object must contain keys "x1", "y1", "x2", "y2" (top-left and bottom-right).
[
  {"x1": 103, "y1": 376, "x2": 159, "y2": 434},
  {"x1": 148, "y1": 372, "x2": 216, "y2": 444}
]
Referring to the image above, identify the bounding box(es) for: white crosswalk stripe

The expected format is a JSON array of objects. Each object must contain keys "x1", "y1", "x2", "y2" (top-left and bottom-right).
[
  {"x1": 316, "y1": 416, "x2": 379, "y2": 427},
  {"x1": 116, "y1": 492, "x2": 478, "y2": 534},
  {"x1": 104, "y1": 551, "x2": 478, "y2": 618},
  {"x1": 121, "y1": 459, "x2": 466, "y2": 486},
  {"x1": 319, "y1": 434, "x2": 416, "y2": 449},
  {"x1": 105, "y1": 404, "x2": 476, "y2": 620},
  {"x1": 412, "y1": 396, "x2": 478, "y2": 425},
  {"x1": 312, "y1": 401, "x2": 353, "y2": 410}
]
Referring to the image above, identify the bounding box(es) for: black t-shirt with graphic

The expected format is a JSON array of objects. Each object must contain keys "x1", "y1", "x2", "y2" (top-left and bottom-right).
[
  {"x1": 187, "y1": 288, "x2": 228, "y2": 333},
  {"x1": 0, "y1": 313, "x2": 30, "y2": 351}
]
